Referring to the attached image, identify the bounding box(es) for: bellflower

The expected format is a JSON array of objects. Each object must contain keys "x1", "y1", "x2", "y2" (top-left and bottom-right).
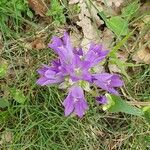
[
  {"x1": 66, "y1": 54, "x2": 92, "y2": 82},
  {"x1": 36, "y1": 65, "x2": 64, "y2": 86},
  {"x1": 63, "y1": 86, "x2": 88, "y2": 118},
  {"x1": 37, "y1": 32, "x2": 124, "y2": 118},
  {"x1": 48, "y1": 32, "x2": 74, "y2": 65},
  {"x1": 93, "y1": 73, "x2": 123, "y2": 95},
  {"x1": 96, "y1": 96, "x2": 108, "y2": 104},
  {"x1": 85, "y1": 43, "x2": 109, "y2": 68}
]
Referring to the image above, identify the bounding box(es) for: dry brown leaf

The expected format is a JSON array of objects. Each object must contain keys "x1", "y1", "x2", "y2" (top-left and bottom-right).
[
  {"x1": 97, "y1": 0, "x2": 123, "y2": 7},
  {"x1": 133, "y1": 15, "x2": 150, "y2": 30},
  {"x1": 136, "y1": 47, "x2": 150, "y2": 64},
  {"x1": 76, "y1": 1, "x2": 102, "y2": 51},
  {"x1": 1, "y1": 131, "x2": 13, "y2": 143},
  {"x1": 0, "y1": 140, "x2": 3, "y2": 145},
  {"x1": 102, "y1": 28, "x2": 114, "y2": 49},
  {"x1": 27, "y1": 0, "x2": 48, "y2": 17},
  {"x1": 109, "y1": 64, "x2": 121, "y2": 73},
  {"x1": 132, "y1": 28, "x2": 150, "y2": 64},
  {"x1": 31, "y1": 38, "x2": 46, "y2": 49},
  {"x1": 0, "y1": 43, "x2": 3, "y2": 49},
  {"x1": 70, "y1": 27, "x2": 82, "y2": 47},
  {"x1": 69, "y1": 0, "x2": 80, "y2": 4}
]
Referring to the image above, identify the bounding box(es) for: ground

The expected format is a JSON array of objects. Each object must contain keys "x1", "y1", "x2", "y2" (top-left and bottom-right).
[{"x1": 0, "y1": 0, "x2": 150, "y2": 149}]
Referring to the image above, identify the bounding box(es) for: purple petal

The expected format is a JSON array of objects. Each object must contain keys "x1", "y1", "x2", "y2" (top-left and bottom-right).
[
  {"x1": 94, "y1": 81, "x2": 108, "y2": 90},
  {"x1": 44, "y1": 70, "x2": 56, "y2": 78},
  {"x1": 85, "y1": 43, "x2": 109, "y2": 67},
  {"x1": 37, "y1": 68, "x2": 47, "y2": 75},
  {"x1": 57, "y1": 46, "x2": 74, "y2": 65},
  {"x1": 93, "y1": 73, "x2": 112, "y2": 81},
  {"x1": 93, "y1": 73, "x2": 123, "y2": 95},
  {"x1": 36, "y1": 77, "x2": 60, "y2": 86},
  {"x1": 74, "y1": 98, "x2": 88, "y2": 118},
  {"x1": 63, "y1": 32, "x2": 73, "y2": 53},
  {"x1": 48, "y1": 36, "x2": 63, "y2": 53},
  {"x1": 110, "y1": 75, "x2": 124, "y2": 87},
  {"x1": 71, "y1": 86, "x2": 84, "y2": 98},
  {"x1": 107, "y1": 87, "x2": 119, "y2": 95},
  {"x1": 48, "y1": 32, "x2": 74, "y2": 65},
  {"x1": 81, "y1": 70, "x2": 92, "y2": 82},
  {"x1": 36, "y1": 77, "x2": 48, "y2": 86},
  {"x1": 37, "y1": 65, "x2": 64, "y2": 86},
  {"x1": 37, "y1": 65, "x2": 51, "y2": 75},
  {"x1": 50, "y1": 59, "x2": 62, "y2": 73},
  {"x1": 62, "y1": 32, "x2": 70, "y2": 45},
  {"x1": 63, "y1": 94, "x2": 74, "y2": 116},
  {"x1": 71, "y1": 86, "x2": 88, "y2": 118},
  {"x1": 62, "y1": 86, "x2": 88, "y2": 118}
]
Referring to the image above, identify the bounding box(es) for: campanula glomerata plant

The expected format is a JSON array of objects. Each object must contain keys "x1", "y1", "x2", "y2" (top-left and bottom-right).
[{"x1": 36, "y1": 32, "x2": 123, "y2": 118}]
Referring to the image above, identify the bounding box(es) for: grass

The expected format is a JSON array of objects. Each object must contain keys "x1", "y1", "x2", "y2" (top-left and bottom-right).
[{"x1": 0, "y1": 0, "x2": 150, "y2": 149}]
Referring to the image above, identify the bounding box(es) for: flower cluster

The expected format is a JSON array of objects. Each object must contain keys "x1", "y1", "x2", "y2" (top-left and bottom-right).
[{"x1": 37, "y1": 32, "x2": 123, "y2": 118}]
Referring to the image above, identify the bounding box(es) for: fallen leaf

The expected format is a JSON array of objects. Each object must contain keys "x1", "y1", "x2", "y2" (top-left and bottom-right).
[
  {"x1": 69, "y1": 0, "x2": 80, "y2": 4},
  {"x1": 132, "y1": 30, "x2": 150, "y2": 64},
  {"x1": 70, "y1": 27, "x2": 82, "y2": 47},
  {"x1": 109, "y1": 64, "x2": 121, "y2": 73},
  {"x1": 139, "y1": 2, "x2": 150, "y2": 16},
  {"x1": 0, "y1": 140, "x2": 3, "y2": 145},
  {"x1": 0, "y1": 43, "x2": 3, "y2": 49},
  {"x1": 76, "y1": 1, "x2": 102, "y2": 51},
  {"x1": 102, "y1": 28, "x2": 114, "y2": 49},
  {"x1": 99, "y1": 0, "x2": 123, "y2": 7},
  {"x1": 31, "y1": 38, "x2": 46, "y2": 49},
  {"x1": 1, "y1": 131, "x2": 13, "y2": 143},
  {"x1": 27, "y1": 0, "x2": 48, "y2": 17},
  {"x1": 136, "y1": 47, "x2": 150, "y2": 64}
]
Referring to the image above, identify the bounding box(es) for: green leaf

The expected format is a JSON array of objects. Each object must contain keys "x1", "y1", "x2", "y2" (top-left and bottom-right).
[
  {"x1": 143, "y1": 106, "x2": 150, "y2": 123},
  {"x1": 11, "y1": 88, "x2": 26, "y2": 104},
  {"x1": 110, "y1": 58, "x2": 131, "y2": 82},
  {"x1": 106, "y1": 16, "x2": 128, "y2": 36},
  {"x1": 122, "y1": 1, "x2": 140, "y2": 19},
  {"x1": 106, "y1": 94, "x2": 143, "y2": 116},
  {"x1": 0, "y1": 99, "x2": 9, "y2": 108},
  {"x1": 46, "y1": 0, "x2": 65, "y2": 25},
  {"x1": 16, "y1": 2, "x2": 26, "y2": 11}
]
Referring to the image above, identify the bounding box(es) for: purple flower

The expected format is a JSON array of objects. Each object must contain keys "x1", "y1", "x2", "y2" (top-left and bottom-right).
[
  {"x1": 93, "y1": 73, "x2": 123, "y2": 95},
  {"x1": 85, "y1": 43, "x2": 109, "y2": 68},
  {"x1": 51, "y1": 59, "x2": 68, "y2": 75},
  {"x1": 96, "y1": 96, "x2": 108, "y2": 104},
  {"x1": 48, "y1": 32, "x2": 74, "y2": 65},
  {"x1": 63, "y1": 86, "x2": 88, "y2": 118},
  {"x1": 36, "y1": 65, "x2": 64, "y2": 86},
  {"x1": 65, "y1": 54, "x2": 92, "y2": 82},
  {"x1": 37, "y1": 32, "x2": 124, "y2": 118},
  {"x1": 50, "y1": 59, "x2": 62, "y2": 73}
]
